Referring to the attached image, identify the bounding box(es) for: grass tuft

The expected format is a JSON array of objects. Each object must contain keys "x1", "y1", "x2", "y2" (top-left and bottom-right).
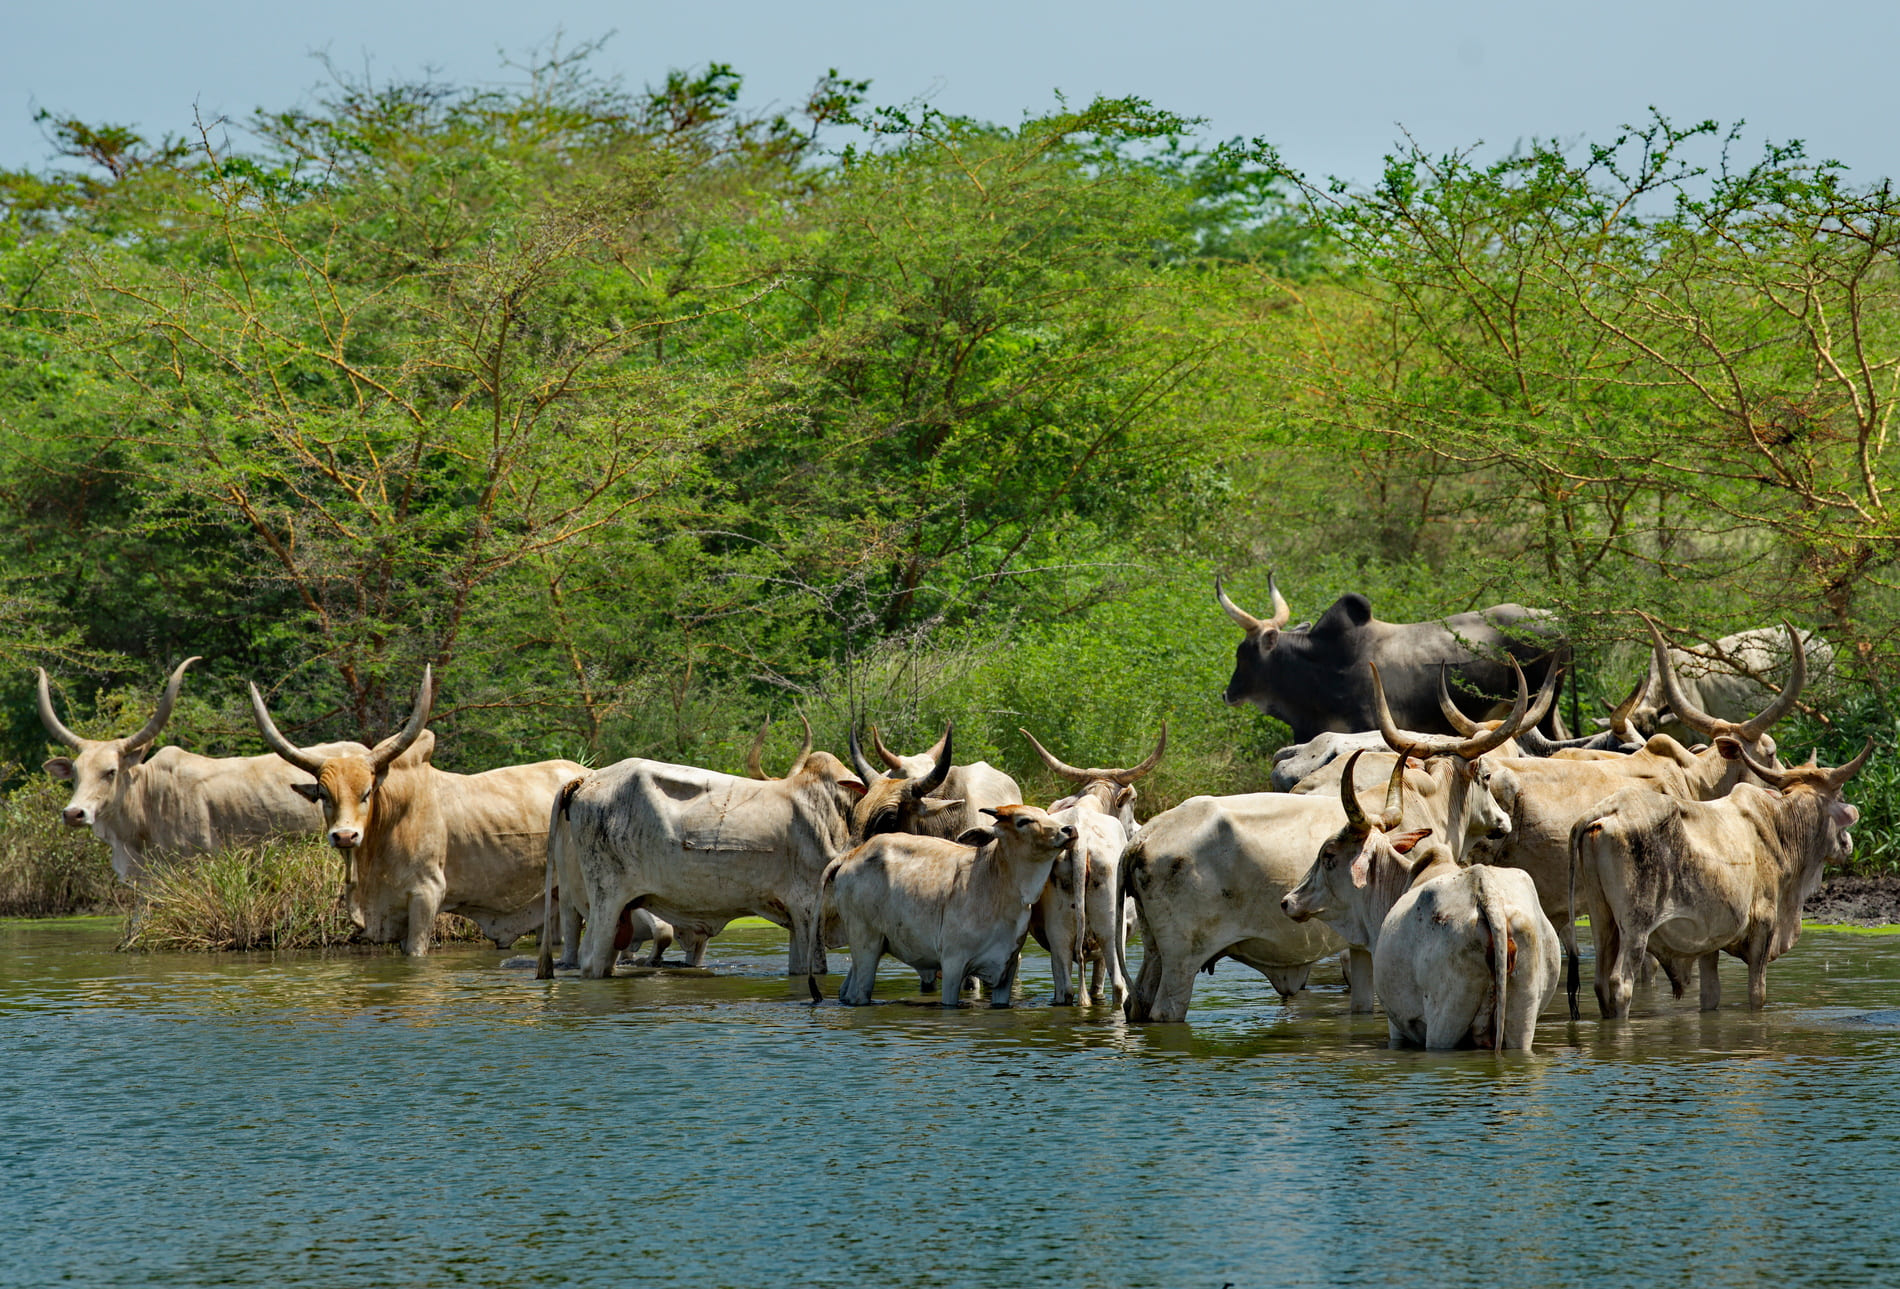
[{"x1": 0, "y1": 771, "x2": 128, "y2": 917}]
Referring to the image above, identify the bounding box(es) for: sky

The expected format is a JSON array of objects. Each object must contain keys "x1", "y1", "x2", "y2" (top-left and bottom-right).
[{"x1": 6, "y1": 0, "x2": 1899, "y2": 187}]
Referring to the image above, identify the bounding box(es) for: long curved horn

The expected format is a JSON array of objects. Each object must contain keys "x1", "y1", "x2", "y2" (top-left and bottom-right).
[
  {"x1": 1641, "y1": 613, "x2": 1721, "y2": 737},
  {"x1": 247, "y1": 680, "x2": 326, "y2": 775},
  {"x1": 1114, "y1": 723, "x2": 1169, "y2": 785},
  {"x1": 1826, "y1": 736, "x2": 1875, "y2": 789},
  {"x1": 35, "y1": 669, "x2": 86, "y2": 749},
  {"x1": 1436, "y1": 665, "x2": 1483, "y2": 736},
  {"x1": 745, "y1": 718, "x2": 772, "y2": 779},
  {"x1": 1372, "y1": 660, "x2": 1524, "y2": 759},
  {"x1": 869, "y1": 724, "x2": 907, "y2": 772},
  {"x1": 920, "y1": 720, "x2": 951, "y2": 768},
  {"x1": 848, "y1": 727, "x2": 879, "y2": 783},
  {"x1": 1520, "y1": 664, "x2": 1560, "y2": 735},
  {"x1": 905, "y1": 724, "x2": 953, "y2": 799},
  {"x1": 787, "y1": 713, "x2": 814, "y2": 776},
  {"x1": 1607, "y1": 673, "x2": 1646, "y2": 742},
  {"x1": 1216, "y1": 577, "x2": 1263, "y2": 633},
  {"x1": 1338, "y1": 749, "x2": 1374, "y2": 833},
  {"x1": 123, "y1": 656, "x2": 200, "y2": 752},
  {"x1": 1265, "y1": 573, "x2": 1291, "y2": 630},
  {"x1": 370, "y1": 665, "x2": 433, "y2": 772},
  {"x1": 1380, "y1": 750, "x2": 1408, "y2": 829},
  {"x1": 1736, "y1": 622, "x2": 1808, "y2": 741},
  {"x1": 1020, "y1": 727, "x2": 1092, "y2": 785}
]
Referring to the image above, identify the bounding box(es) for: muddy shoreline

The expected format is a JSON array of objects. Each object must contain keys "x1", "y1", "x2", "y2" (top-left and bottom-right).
[{"x1": 1804, "y1": 873, "x2": 1900, "y2": 926}]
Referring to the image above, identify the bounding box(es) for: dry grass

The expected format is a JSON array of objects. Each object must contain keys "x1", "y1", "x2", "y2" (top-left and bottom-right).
[
  {"x1": 0, "y1": 772, "x2": 129, "y2": 917},
  {"x1": 121, "y1": 840, "x2": 489, "y2": 952}
]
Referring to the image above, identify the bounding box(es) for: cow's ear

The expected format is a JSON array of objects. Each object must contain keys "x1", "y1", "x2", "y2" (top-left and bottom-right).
[
  {"x1": 917, "y1": 797, "x2": 965, "y2": 823},
  {"x1": 1114, "y1": 785, "x2": 1136, "y2": 810},
  {"x1": 120, "y1": 745, "x2": 147, "y2": 769},
  {"x1": 1349, "y1": 845, "x2": 1373, "y2": 889},
  {"x1": 44, "y1": 757, "x2": 74, "y2": 781},
  {"x1": 1714, "y1": 736, "x2": 1743, "y2": 761},
  {"x1": 836, "y1": 776, "x2": 867, "y2": 797},
  {"x1": 1389, "y1": 828, "x2": 1433, "y2": 855},
  {"x1": 290, "y1": 782, "x2": 322, "y2": 803},
  {"x1": 956, "y1": 825, "x2": 999, "y2": 847}
]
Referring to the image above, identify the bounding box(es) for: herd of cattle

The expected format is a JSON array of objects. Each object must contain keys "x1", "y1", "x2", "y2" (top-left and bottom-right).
[{"x1": 33, "y1": 579, "x2": 1866, "y2": 1052}]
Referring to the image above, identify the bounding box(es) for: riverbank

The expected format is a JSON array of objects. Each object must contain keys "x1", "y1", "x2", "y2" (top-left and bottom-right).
[{"x1": 1803, "y1": 874, "x2": 1900, "y2": 927}]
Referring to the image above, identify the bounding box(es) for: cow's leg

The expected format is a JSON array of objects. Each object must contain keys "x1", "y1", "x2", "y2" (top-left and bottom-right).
[
  {"x1": 1603, "y1": 928, "x2": 1649, "y2": 1020},
  {"x1": 839, "y1": 936, "x2": 884, "y2": 1006},
  {"x1": 1126, "y1": 947, "x2": 1163, "y2": 1021},
  {"x1": 557, "y1": 897, "x2": 583, "y2": 970},
  {"x1": 1588, "y1": 895, "x2": 1621, "y2": 1019},
  {"x1": 786, "y1": 907, "x2": 825, "y2": 977},
  {"x1": 678, "y1": 928, "x2": 708, "y2": 968},
  {"x1": 989, "y1": 949, "x2": 1023, "y2": 1008},
  {"x1": 1146, "y1": 957, "x2": 1202, "y2": 1023},
  {"x1": 1698, "y1": 951, "x2": 1722, "y2": 1011},
  {"x1": 1656, "y1": 952, "x2": 1690, "y2": 999},
  {"x1": 576, "y1": 885, "x2": 620, "y2": 979},
  {"x1": 940, "y1": 957, "x2": 972, "y2": 1009},
  {"x1": 1086, "y1": 956, "x2": 1106, "y2": 1004},
  {"x1": 1746, "y1": 953, "x2": 1768, "y2": 1010},
  {"x1": 639, "y1": 917, "x2": 675, "y2": 967},
  {"x1": 1343, "y1": 948, "x2": 1375, "y2": 1012},
  {"x1": 403, "y1": 889, "x2": 443, "y2": 957},
  {"x1": 1047, "y1": 914, "x2": 1078, "y2": 1005}
]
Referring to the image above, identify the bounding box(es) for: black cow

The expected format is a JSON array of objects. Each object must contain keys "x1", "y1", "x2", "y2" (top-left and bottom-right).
[{"x1": 1216, "y1": 576, "x2": 1569, "y2": 743}]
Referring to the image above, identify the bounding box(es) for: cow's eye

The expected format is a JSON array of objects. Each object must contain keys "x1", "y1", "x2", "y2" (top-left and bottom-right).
[
  {"x1": 103, "y1": 768, "x2": 115, "y2": 780},
  {"x1": 360, "y1": 789, "x2": 372, "y2": 803}
]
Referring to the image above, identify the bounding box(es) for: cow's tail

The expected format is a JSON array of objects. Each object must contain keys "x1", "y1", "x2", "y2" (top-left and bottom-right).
[
  {"x1": 537, "y1": 775, "x2": 588, "y2": 981},
  {"x1": 1072, "y1": 838, "x2": 1089, "y2": 982},
  {"x1": 1119, "y1": 832, "x2": 1150, "y2": 1021},
  {"x1": 1565, "y1": 813, "x2": 1587, "y2": 1021},
  {"x1": 1476, "y1": 867, "x2": 1512, "y2": 1053}
]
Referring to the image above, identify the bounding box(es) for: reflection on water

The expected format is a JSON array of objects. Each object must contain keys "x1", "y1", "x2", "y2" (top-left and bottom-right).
[{"x1": 3, "y1": 919, "x2": 1898, "y2": 1288}]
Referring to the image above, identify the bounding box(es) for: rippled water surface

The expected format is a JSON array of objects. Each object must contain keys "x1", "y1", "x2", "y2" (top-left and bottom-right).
[{"x1": 5, "y1": 918, "x2": 1900, "y2": 1288}]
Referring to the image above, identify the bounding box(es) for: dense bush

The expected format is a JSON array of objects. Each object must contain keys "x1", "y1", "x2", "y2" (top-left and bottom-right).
[{"x1": 2, "y1": 50, "x2": 1896, "y2": 906}]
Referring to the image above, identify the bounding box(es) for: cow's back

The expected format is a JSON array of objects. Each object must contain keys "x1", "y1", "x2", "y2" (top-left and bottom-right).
[
  {"x1": 432, "y1": 759, "x2": 586, "y2": 917},
  {"x1": 137, "y1": 742, "x2": 365, "y2": 854},
  {"x1": 567, "y1": 757, "x2": 815, "y2": 924}
]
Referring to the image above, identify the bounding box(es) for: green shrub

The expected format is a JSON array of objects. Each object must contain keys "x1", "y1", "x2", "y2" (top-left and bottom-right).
[
  {"x1": 1783, "y1": 692, "x2": 1900, "y2": 875},
  {"x1": 0, "y1": 770, "x2": 127, "y2": 916}
]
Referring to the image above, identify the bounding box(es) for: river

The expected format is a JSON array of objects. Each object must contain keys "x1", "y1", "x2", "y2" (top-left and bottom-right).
[{"x1": 4, "y1": 918, "x2": 1897, "y2": 1287}]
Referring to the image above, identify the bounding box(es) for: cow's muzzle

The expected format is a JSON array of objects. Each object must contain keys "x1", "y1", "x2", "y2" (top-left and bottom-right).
[
  {"x1": 61, "y1": 807, "x2": 89, "y2": 827},
  {"x1": 329, "y1": 830, "x2": 362, "y2": 849}
]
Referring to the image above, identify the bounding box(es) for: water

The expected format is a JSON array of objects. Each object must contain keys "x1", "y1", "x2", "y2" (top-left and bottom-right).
[{"x1": 4, "y1": 919, "x2": 1899, "y2": 1288}]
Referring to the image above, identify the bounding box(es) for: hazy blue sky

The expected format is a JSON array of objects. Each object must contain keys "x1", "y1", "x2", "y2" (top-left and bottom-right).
[{"x1": 7, "y1": 0, "x2": 1898, "y2": 185}]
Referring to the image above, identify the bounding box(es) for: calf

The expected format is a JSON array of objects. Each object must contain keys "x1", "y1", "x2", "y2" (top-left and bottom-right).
[
  {"x1": 1019, "y1": 725, "x2": 1166, "y2": 1004},
  {"x1": 1569, "y1": 736, "x2": 1868, "y2": 1019},
  {"x1": 824, "y1": 805, "x2": 1077, "y2": 1007}
]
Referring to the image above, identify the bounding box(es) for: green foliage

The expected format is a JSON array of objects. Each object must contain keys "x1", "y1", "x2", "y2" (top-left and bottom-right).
[
  {"x1": 0, "y1": 772, "x2": 125, "y2": 916},
  {"x1": 0, "y1": 48, "x2": 1894, "y2": 860}
]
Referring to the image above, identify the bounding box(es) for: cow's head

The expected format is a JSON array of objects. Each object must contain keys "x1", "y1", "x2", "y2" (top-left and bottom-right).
[
  {"x1": 847, "y1": 721, "x2": 962, "y2": 840},
  {"x1": 1374, "y1": 658, "x2": 1546, "y2": 854},
  {"x1": 1217, "y1": 574, "x2": 1293, "y2": 708},
  {"x1": 1720, "y1": 734, "x2": 1870, "y2": 866},
  {"x1": 249, "y1": 669, "x2": 435, "y2": 939},
  {"x1": 1642, "y1": 614, "x2": 1803, "y2": 770},
  {"x1": 1284, "y1": 750, "x2": 1435, "y2": 932},
  {"x1": 954, "y1": 803, "x2": 1078, "y2": 857},
  {"x1": 1023, "y1": 723, "x2": 1165, "y2": 835},
  {"x1": 39, "y1": 657, "x2": 200, "y2": 838}
]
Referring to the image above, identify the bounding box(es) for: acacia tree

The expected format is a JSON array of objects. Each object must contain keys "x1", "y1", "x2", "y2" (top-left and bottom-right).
[{"x1": 1267, "y1": 115, "x2": 1900, "y2": 676}]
